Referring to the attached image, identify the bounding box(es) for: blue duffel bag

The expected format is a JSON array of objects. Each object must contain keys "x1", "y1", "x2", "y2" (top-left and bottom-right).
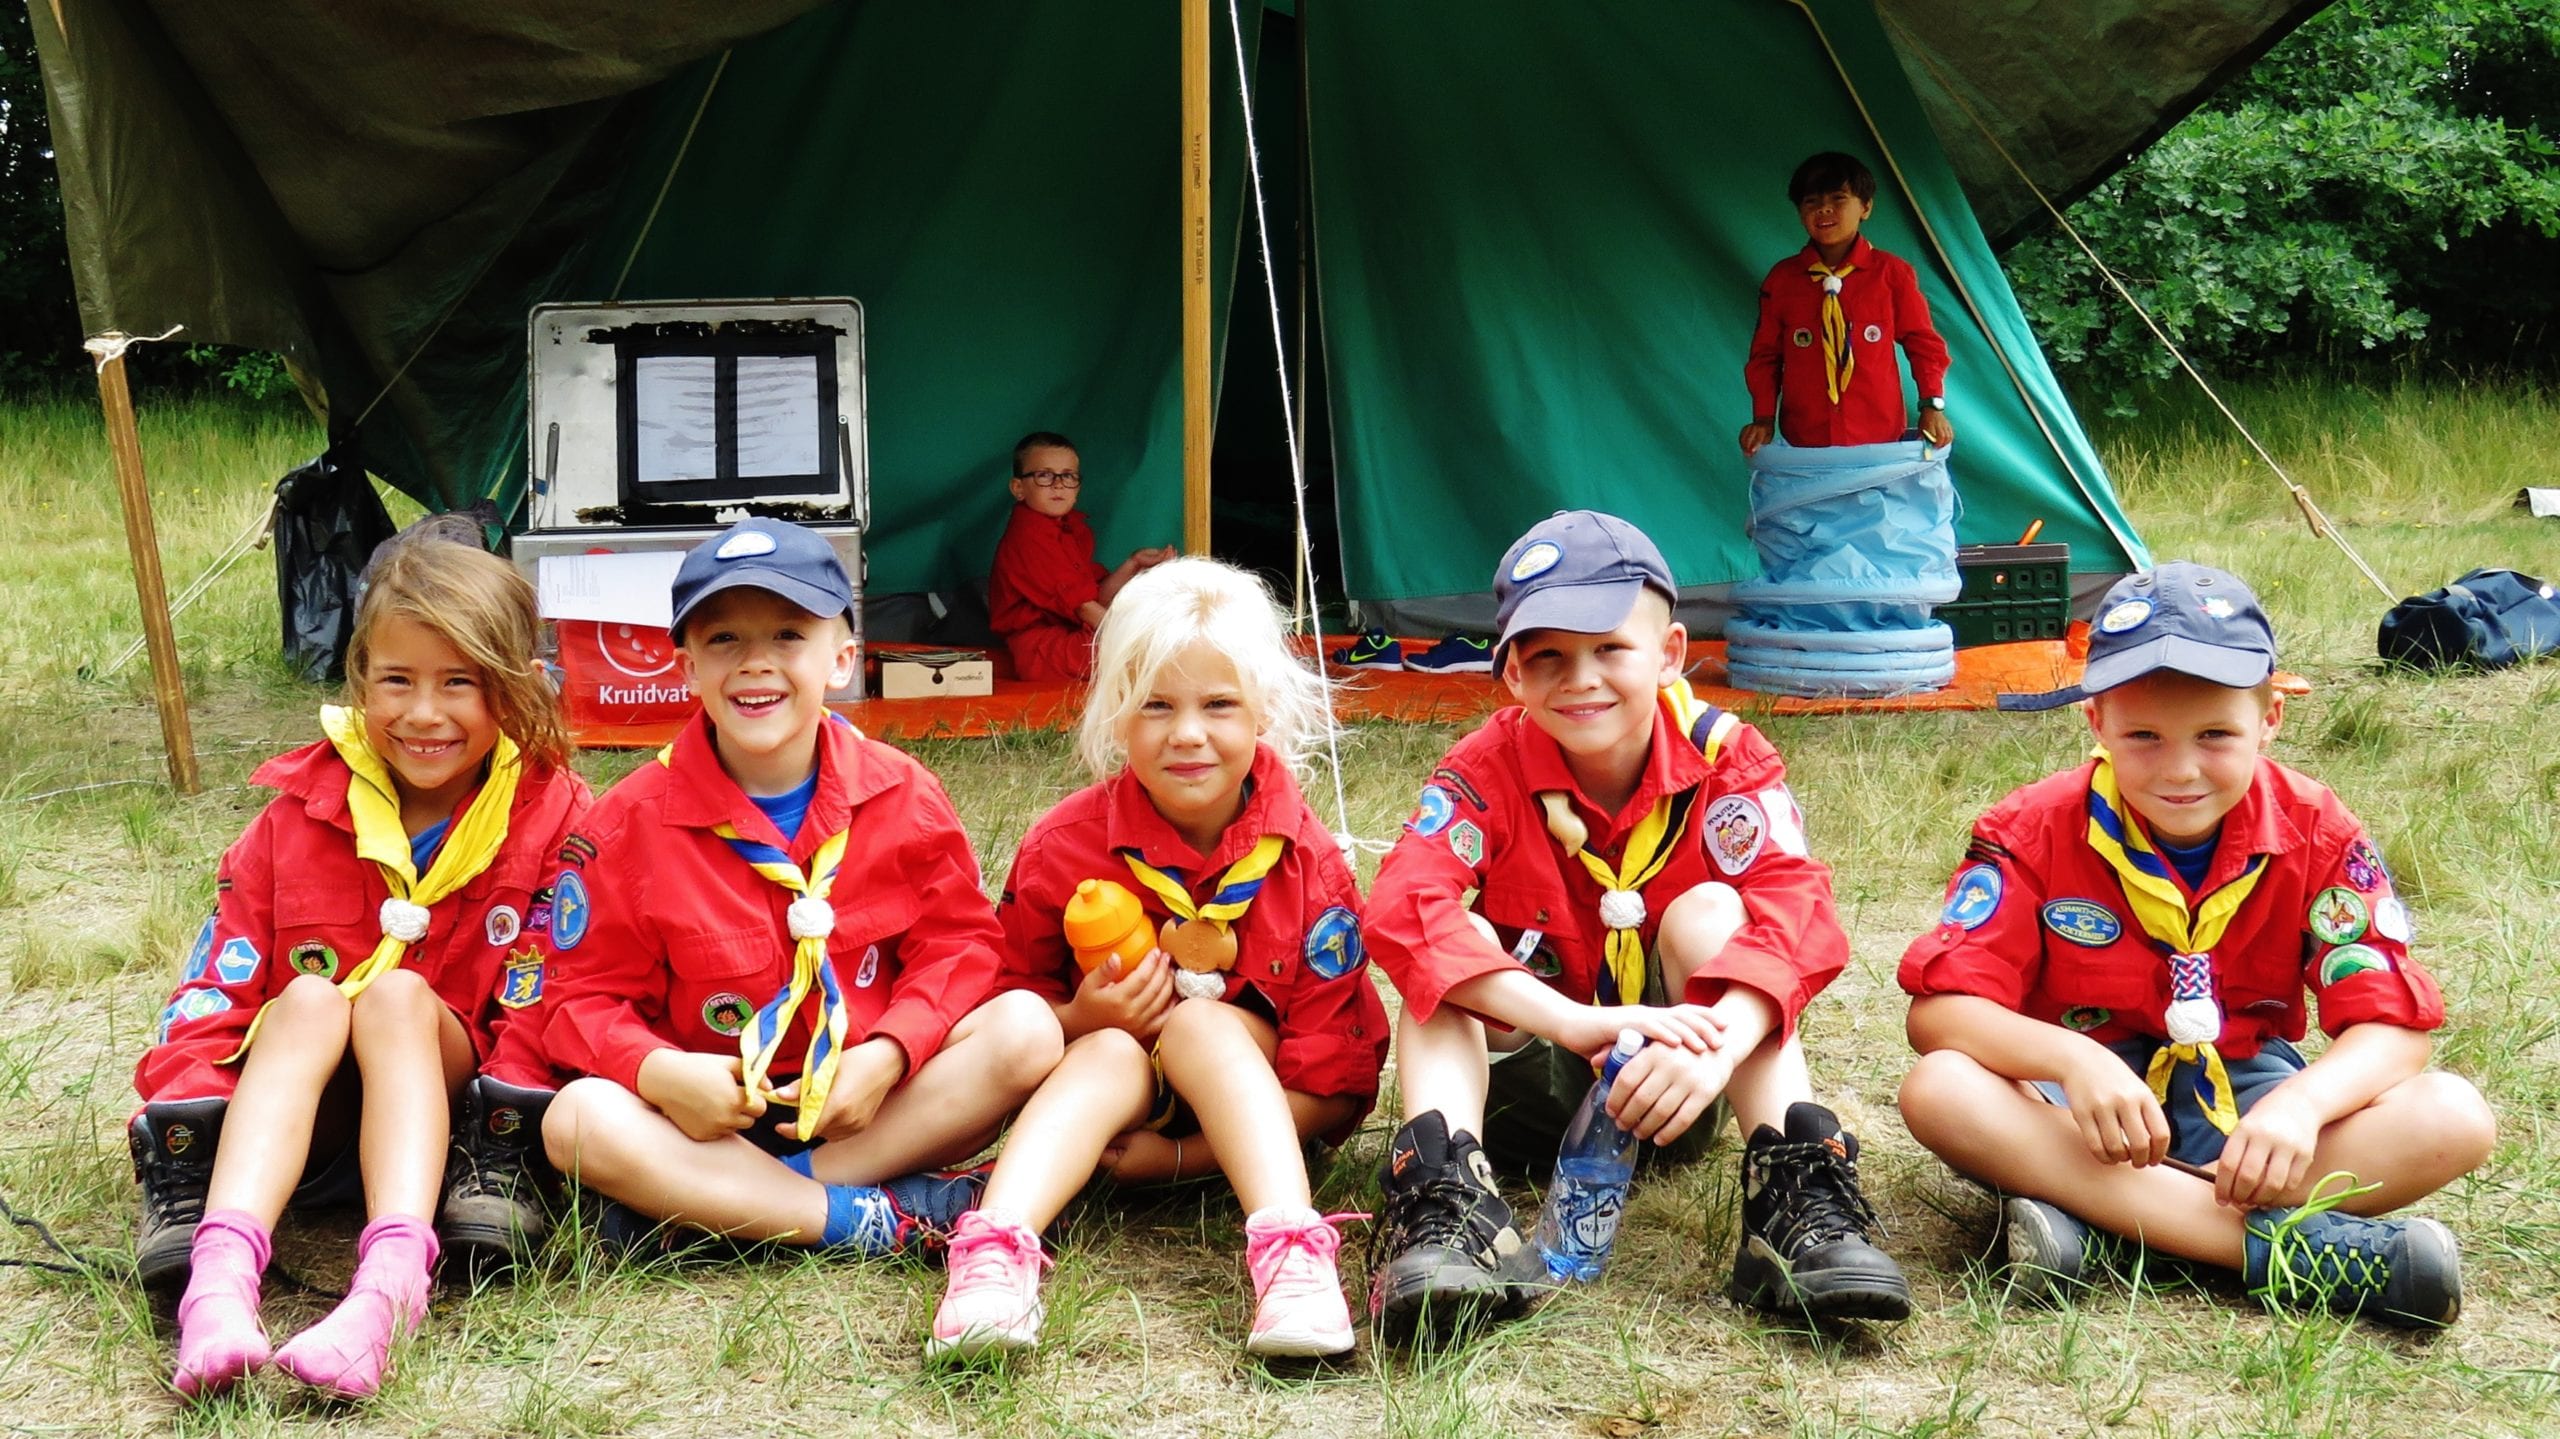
[{"x1": 2377, "y1": 568, "x2": 2560, "y2": 670}]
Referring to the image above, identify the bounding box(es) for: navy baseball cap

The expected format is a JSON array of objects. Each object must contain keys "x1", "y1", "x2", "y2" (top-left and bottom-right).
[
  {"x1": 1492, "y1": 510, "x2": 1678, "y2": 663},
  {"x1": 2081, "y1": 562, "x2": 2276, "y2": 693},
  {"x1": 668, "y1": 518, "x2": 854, "y2": 642}
]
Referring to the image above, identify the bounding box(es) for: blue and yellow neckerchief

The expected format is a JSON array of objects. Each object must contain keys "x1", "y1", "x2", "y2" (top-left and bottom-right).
[
  {"x1": 223, "y1": 708, "x2": 521, "y2": 1063},
  {"x1": 1537, "y1": 680, "x2": 1738, "y2": 1008},
  {"x1": 2086, "y1": 749, "x2": 2270, "y2": 1134},
  {"x1": 1120, "y1": 834, "x2": 1288, "y2": 963},
  {"x1": 660, "y1": 741, "x2": 854, "y2": 1124},
  {"x1": 1808, "y1": 257, "x2": 1858, "y2": 404}
]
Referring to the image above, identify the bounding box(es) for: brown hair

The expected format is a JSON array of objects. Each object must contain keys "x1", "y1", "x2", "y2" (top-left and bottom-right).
[{"x1": 343, "y1": 534, "x2": 570, "y2": 772}]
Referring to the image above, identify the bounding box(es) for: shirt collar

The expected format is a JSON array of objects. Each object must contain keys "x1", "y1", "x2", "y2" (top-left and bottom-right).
[
  {"x1": 1105, "y1": 743, "x2": 1301, "y2": 872},
  {"x1": 661, "y1": 710, "x2": 892, "y2": 862},
  {"x1": 1800, "y1": 235, "x2": 1876, "y2": 271},
  {"x1": 1508, "y1": 695, "x2": 1706, "y2": 848}
]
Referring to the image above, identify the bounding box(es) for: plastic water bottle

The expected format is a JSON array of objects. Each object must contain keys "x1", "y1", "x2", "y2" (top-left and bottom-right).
[{"x1": 1533, "y1": 1029, "x2": 1647, "y2": 1282}]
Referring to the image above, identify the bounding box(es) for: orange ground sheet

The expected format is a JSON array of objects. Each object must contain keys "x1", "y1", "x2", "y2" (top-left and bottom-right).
[{"x1": 569, "y1": 631, "x2": 2321, "y2": 749}]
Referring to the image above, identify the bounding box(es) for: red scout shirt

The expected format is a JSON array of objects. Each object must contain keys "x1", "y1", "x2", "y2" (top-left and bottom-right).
[
  {"x1": 1745, "y1": 236, "x2": 1951, "y2": 449},
  {"x1": 135, "y1": 742, "x2": 590, "y2": 1106},
  {"x1": 1898, "y1": 757, "x2": 2445, "y2": 1058},
  {"x1": 988, "y1": 501, "x2": 1106, "y2": 682},
  {"x1": 997, "y1": 745, "x2": 1389, "y2": 1118},
  {"x1": 541, "y1": 713, "x2": 1006, "y2": 1094},
  {"x1": 1365, "y1": 700, "x2": 1848, "y2": 1040}
]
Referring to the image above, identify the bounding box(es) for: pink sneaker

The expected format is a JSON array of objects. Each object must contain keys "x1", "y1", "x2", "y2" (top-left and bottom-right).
[
  {"x1": 926, "y1": 1211, "x2": 1051, "y2": 1361},
  {"x1": 1244, "y1": 1208, "x2": 1359, "y2": 1358}
]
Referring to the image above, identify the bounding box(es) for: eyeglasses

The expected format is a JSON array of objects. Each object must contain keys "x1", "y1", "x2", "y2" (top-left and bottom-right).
[{"x1": 1016, "y1": 469, "x2": 1081, "y2": 489}]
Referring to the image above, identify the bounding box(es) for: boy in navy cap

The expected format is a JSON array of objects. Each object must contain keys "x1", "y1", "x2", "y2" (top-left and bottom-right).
[
  {"x1": 539, "y1": 518, "x2": 1063, "y2": 1259},
  {"x1": 1897, "y1": 562, "x2": 2495, "y2": 1327},
  {"x1": 1364, "y1": 510, "x2": 1907, "y2": 1341}
]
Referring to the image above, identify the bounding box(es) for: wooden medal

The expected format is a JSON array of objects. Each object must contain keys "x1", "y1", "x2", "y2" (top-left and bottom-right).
[{"x1": 1159, "y1": 916, "x2": 1238, "y2": 973}]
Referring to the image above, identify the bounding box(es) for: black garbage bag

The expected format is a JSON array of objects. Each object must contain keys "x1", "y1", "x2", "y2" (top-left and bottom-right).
[
  {"x1": 2378, "y1": 568, "x2": 2560, "y2": 671},
  {"x1": 272, "y1": 442, "x2": 394, "y2": 682}
]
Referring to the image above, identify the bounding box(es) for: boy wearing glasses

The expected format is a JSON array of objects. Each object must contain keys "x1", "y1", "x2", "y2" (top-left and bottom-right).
[{"x1": 987, "y1": 431, "x2": 1175, "y2": 682}]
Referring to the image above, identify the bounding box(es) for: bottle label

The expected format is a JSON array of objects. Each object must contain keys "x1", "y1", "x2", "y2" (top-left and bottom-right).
[{"x1": 1550, "y1": 1169, "x2": 1627, "y2": 1260}]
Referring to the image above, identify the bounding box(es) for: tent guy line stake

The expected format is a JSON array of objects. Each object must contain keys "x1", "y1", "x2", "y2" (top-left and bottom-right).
[
  {"x1": 1228, "y1": 0, "x2": 1365, "y2": 853},
  {"x1": 1885, "y1": 14, "x2": 2399, "y2": 604}
]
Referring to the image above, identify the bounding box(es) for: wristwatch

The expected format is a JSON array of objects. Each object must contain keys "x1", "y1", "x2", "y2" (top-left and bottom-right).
[{"x1": 1923, "y1": 395, "x2": 1947, "y2": 412}]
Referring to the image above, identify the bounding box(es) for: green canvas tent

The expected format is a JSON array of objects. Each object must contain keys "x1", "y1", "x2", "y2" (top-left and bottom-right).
[{"x1": 32, "y1": 0, "x2": 2324, "y2": 618}]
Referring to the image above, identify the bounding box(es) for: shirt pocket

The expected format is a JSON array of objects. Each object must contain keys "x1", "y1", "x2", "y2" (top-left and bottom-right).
[
  {"x1": 272, "y1": 883, "x2": 367, "y2": 981},
  {"x1": 2037, "y1": 940, "x2": 2157, "y2": 1011},
  {"x1": 667, "y1": 925, "x2": 782, "y2": 983},
  {"x1": 1475, "y1": 880, "x2": 1575, "y2": 980}
]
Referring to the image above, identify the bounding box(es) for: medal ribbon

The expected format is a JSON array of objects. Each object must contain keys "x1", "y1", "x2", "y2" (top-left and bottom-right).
[
  {"x1": 223, "y1": 706, "x2": 522, "y2": 1062},
  {"x1": 1119, "y1": 834, "x2": 1287, "y2": 965},
  {"x1": 2086, "y1": 749, "x2": 2269, "y2": 1134},
  {"x1": 1538, "y1": 680, "x2": 1733, "y2": 1007},
  {"x1": 1808, "y1": 259, "x2": 1858, "y2": 404},
  {"x1": 656, "y1": 741, "x2": 856, "y2": 1122}
]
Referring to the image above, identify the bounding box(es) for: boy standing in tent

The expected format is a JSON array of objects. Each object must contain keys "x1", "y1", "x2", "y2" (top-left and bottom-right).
[
  {"x1": 1897, "y1": 563, "x2": 2493, "y2": 1326},
  {"x1": 1740, "y1": 152, "x2": 1954, "y2": 456},
  {"x1": 987, "y1": 431, "x2": 1175, "y2": 682},
  {"x1": 1364, "y1": 510, "x2": 1908, "y2": 1342}
]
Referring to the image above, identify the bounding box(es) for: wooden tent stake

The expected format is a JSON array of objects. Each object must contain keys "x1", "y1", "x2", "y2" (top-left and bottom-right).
[
  {"x1": 95, "y1": 350, "x2": 202, "y2": 794},
  {"x1": 1180, "y1": 0, "x2": 1212, "y2": 555}
]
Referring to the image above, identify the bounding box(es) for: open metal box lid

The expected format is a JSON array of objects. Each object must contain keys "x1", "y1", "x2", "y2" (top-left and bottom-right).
[{"x1": 524, "y1": 298, "x2": 869, "y2": 533}]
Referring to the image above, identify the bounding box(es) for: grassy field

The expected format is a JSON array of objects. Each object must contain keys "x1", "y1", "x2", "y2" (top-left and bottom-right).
[{"x1": 1, "y1": 379, "x2": 2556, "y2": 1437}]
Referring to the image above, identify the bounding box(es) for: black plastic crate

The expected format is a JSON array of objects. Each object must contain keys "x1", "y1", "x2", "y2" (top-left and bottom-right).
[{"x1": 1946, "y1": 542, "x2": 2070, "y2": 647}]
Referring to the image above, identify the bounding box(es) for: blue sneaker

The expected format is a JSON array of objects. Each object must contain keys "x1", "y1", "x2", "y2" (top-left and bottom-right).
[
  {"x1": 2244, "y1": 1174, "x2": 2461, "y2": 1328},
  {"x1": 853, "y1": 1166, "x2": 990, "y2": 1260},
  {"x1": 1328, "y1": 629, "x2": 1402, "y2": 670},
  {"x1": 1405, "y1": 634, "x2": 1493, "y2": 674}
]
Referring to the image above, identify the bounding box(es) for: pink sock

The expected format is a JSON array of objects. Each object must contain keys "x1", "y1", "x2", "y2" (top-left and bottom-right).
[
  {"x1": 272, "y1": 1216, "x2": 438, "y2": 1400},
  {"x1": 173, "y1": 1210, "x2": 273, "y2": 1398}
]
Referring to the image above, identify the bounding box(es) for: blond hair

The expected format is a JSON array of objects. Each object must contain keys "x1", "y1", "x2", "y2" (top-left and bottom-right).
[
  {"x1": 1076, "y1": 557, "x2": 1331, "y2": 782},
  {"x1": 344, "y1": 534, "x2": 571, "y2": 772}
]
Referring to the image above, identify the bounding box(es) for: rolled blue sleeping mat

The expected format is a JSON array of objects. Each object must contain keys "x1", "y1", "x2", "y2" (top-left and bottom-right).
[{"x1": 1726, "y1": 437, "x2": 1958, "y2": 695}]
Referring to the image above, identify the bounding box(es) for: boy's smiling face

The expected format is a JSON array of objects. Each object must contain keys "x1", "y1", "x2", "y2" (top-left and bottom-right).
[
  {"x1": 1500, "y1": 592, "x2": 1686, "y2": 809},
  {"x1": 677, "y1": 587, "x2": 857, "y2": 796},
  {"x1": 2087, "y1": 671, "x2": 2284, "y2": 846},
  {"x1": 1010, "y1": 443, "x2": 1083, "y2": 519},
  {"x1": 1796, "y1": 185, "x2": 1872, "y2": 255}
]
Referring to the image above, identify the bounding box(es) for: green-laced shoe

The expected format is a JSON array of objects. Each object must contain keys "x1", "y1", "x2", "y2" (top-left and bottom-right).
[{"x1": 2244, "y1": 1172, "x2": 2461, "y2": 1329}]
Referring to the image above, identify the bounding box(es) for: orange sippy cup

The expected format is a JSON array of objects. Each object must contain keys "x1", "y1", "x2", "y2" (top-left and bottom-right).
[{"x1": 1064, "y1": 878, "x2": 1155, "y2": 975}]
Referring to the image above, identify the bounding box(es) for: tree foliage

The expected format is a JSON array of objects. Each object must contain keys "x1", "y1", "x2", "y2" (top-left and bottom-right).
[{"x1": 2005, "y1": 0, "x2": 2560, "y2": 410}]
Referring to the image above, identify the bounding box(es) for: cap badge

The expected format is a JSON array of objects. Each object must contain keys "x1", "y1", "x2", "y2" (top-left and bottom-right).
[
  {"x1": 1509, "y1": 541, "x2": 1563, "y2": 583},
  {"x1": 2098, "y1": 597, "x2": 2154, "y2": 634},
  {"x1": 715, "y1": 530, "x2": 778, "y2": 561},
  {"x1": 2200, "y1": 596, "x2": 2235, "y2": 619}
]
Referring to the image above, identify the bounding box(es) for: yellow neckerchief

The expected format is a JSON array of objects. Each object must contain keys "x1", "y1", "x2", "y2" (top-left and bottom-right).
[
  {"x1": 222, "y1": 707, "x2": 522, "y2": 1062},
  {"x1": 656, "y1": 740, "x2": 856, "y2": 1124},
  {"x1": 1120, "y1": 834, "x2": 1289, "y2": 946},
  {"x1": 1537, "y1": 679, "x2": 1738, "y2": 1007},
  {"x1": 2085, "y1": 748, "x2": 2270, "y2": 1134},
  {"x1": 1808, "y1": 255, "x2": 1858, "y2": 404}
]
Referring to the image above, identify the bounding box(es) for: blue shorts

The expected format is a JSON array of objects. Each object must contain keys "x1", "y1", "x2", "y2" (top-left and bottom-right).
[{"x1": 2031, "y1": 1036, "x2": 2307, "y2": 1169}]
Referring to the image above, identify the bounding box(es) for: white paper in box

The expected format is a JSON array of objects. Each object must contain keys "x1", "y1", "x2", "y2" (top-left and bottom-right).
[{"x1": 537, "y1": 551, "x2": 685, "y2": 627}]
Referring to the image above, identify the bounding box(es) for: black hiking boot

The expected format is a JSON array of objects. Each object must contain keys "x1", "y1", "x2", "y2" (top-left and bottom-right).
[
  {"x1": 1368, "y1": 1111, "x2": 1545, "y2": 1344},
  {"x1": 438, "y1": 1077, "x2": 557, "y2": 1279},
  {"x1": 1729, "y1": 1102, "x2": 1912, "y2": 1322},
  {"x1": 130, "y1": 1097, "x2": 226, "y2": 1291}
]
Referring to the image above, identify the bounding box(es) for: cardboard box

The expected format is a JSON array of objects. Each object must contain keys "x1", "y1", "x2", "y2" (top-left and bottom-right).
[{"x1": 878, "y1": 649, "x2": 994, "y2": 699}]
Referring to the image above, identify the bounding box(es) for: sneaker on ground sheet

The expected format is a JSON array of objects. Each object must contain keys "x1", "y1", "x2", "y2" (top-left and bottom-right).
[
  {"x1": 1328, "y1": 630, "x2": 1402, "y2": 670},
  {"x1": 1404, "y1": 634, "x2": 1493, "y2": 674}
]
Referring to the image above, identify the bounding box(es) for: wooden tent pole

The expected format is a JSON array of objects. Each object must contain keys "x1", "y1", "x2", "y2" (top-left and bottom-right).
[
  {"x1": 1180, "y1": 0, "x2": 1212, "y2": 555},
  {"x1": 95, "y1": 349, "x2": 202, "y2": 794}
]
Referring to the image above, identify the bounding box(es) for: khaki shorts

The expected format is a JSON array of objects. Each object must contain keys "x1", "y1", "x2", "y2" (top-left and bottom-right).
[{"x1": 1477, "y1": 960, "x2": 1731, "y2": 1178}]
